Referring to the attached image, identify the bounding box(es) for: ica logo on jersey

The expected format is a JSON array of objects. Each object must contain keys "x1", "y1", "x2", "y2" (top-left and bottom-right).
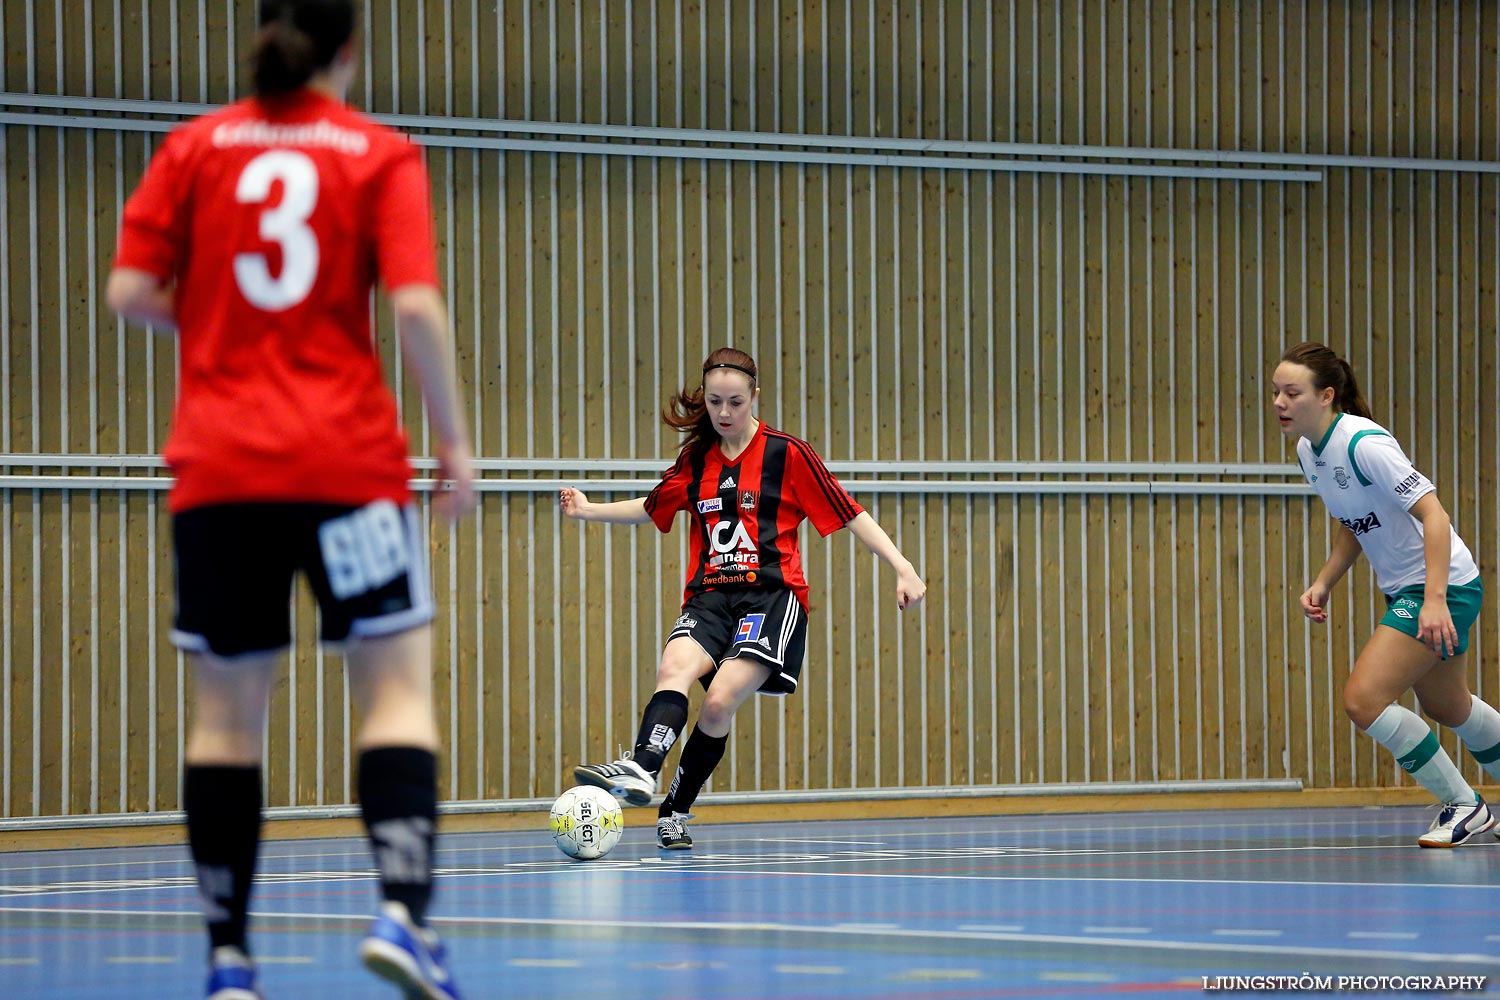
[{"x1": 707, "y1": 517, "x2": 758, "y2": 571}]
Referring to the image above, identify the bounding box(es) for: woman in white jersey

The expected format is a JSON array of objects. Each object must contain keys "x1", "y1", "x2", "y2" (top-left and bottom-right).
[{"x1": 1274, "y1": 342, "x2": 1500, "y2": 847}]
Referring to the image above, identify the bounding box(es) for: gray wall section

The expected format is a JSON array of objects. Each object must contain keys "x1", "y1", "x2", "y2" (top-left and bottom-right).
[{"x1": 2, "y1": 2, "x2": 1499, "y2": 817}]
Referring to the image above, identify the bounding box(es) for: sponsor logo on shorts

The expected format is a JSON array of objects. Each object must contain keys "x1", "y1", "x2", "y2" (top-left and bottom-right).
[
  {"x1": 1395, "y1": 471, "x2": 1424, "y2": 496},
  {"x1": 1333, "y1": 466, "x2": 1349, "y2": 489},
  {"x1": 735, "y1": 613, "x2": 766, "y2": 643},
  {"x1": 1339, "y1": 510, "x2": 1382, "y2": 537},
  {"x1": 318, "y1": 499, "x2": 410, "y2": 600},
  {"x1": 758, "y1": 637, "x2": 772, "y2": 650},
  {"x1": 673, "y1": 615, "x2": 697, "y2": 631},
  {"x1": 1391, "y1": 597, "x2": 1419, "y2": 621},
  {"x1": 697, "y1": 497, "x2": 723, "y2": 514}
]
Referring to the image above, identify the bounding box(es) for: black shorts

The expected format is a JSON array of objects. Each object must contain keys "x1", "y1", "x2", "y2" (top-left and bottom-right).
[
  {"x1": 171, "y1": 500, "x2": 433, "y2": 658},
  {"x1": 667, "y1": 588, "x2": 808, "y2": 696}
]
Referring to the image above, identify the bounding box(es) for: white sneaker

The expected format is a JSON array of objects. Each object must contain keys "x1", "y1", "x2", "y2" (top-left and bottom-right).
[
  {"x1": 1418, "y1": 796, "x2": 1496, "y2": 848},
  {"x1": 656, "y1": 812, "x2": 694, "y2": 850},
  {"x1": 573, "y1": 756, "x2": 657, "y2": 807}
]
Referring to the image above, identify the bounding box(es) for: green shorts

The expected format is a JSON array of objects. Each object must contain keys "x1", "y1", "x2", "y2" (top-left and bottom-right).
[{"x1": 1380, "y1": 576, "x2": 1484, "y2": 658}]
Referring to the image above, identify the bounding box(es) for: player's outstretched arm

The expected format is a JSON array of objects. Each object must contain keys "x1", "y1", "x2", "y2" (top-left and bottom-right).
[
  {"x1": 559, "y1": 488, "x2": 651, "y2": 524},
  {"x1": 391, "y1": 284, "x2": 475, "y2": 520},
  {"x1": 845, "y1": 511, "x2": 926, "y2": 610},
  {"x1": 105, "y1": 268, "x2": 178, "y2": 332}
]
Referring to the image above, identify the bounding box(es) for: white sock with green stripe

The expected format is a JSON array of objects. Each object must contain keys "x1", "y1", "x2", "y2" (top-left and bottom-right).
[
  {"x1": 1451, "y1": 695, "x2": 1500, "y2": 785},
  {"x1": 1365, "y1": 704, "x2": 1477, "y2": 805}
]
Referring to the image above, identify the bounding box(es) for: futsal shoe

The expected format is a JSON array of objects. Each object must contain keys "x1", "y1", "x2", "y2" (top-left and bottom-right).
[
  {"x1": 573, "y1": 756, "x2": 656, "y2": 807},
  {"x1": 1417, "y1": 796, "x2": 1496, "y2": 848},
  {"x1": 205, "y1": 946, "x2": 260, "y2": 1000},
  {"x1": 656, "y1": 812, "x2": 694, "y2": 850},
  {"x1": 359, "y1": 901, "x2": 463, "y2": 1000}
]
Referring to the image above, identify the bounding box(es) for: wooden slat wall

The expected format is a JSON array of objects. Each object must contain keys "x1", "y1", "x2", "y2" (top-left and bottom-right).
[{"x1": 4, "y1": 1, "x2": 1500, "y2": 817}]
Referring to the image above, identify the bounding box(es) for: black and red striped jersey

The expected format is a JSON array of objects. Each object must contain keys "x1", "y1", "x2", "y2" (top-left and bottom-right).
[{"x1": 642, "y1": 422, "x2": 864, "y2": 611}]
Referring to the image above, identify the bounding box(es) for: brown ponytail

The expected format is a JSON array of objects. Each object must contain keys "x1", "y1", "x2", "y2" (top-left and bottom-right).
[
  {"x1": 663, "y1": 347, "x2": 758, "y2": 458},
  {"x1": 252, "y1": 0, "x2": 355, "y2": 99},
  {"x1": 1280, "y1": 342, "x2": 1375, "y2": 421}
]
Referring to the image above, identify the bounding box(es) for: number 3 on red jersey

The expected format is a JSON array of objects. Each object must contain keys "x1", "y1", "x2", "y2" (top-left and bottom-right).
[{"x1": 233, "y1": 149, "x2": 320, "y2": 311}]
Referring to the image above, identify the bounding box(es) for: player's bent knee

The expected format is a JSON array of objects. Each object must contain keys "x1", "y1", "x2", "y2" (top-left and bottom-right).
[
  {"x1": 698, "y1": 699, "x2": 734, "y2": 733},
  {"x1": 1343, "y1": 690, "x2": 1383, "y2": 731}
]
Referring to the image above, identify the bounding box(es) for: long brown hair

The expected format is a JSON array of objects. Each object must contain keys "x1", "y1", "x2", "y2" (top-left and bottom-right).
[
  {"x1": 1280, "y1": 342, "x2": 1374, "y2": 420},
  {"x1": 663, "y1": 347, "x2": 758, "y2": 458},
  {"x1": 252, "y1": 0, "x2": 356, "y2": 99}
]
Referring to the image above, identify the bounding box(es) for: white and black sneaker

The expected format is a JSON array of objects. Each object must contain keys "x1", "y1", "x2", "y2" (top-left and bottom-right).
[
  {"x1": 1418, "y1": 796, "x2": 1496, "y2": 848},
  {"x1": 573, "y1": 756, "x2": 656, "y2": 807},
  {"x1": 656, "y1": 812, "x2": 694, "y2": 850}
]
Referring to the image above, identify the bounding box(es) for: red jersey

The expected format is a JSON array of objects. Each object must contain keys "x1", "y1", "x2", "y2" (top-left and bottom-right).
[
  {"x1": 114, "y1": 90, "x2": 439, "y2": 512},
  {"x1": 643, "y1": 423, "x2": 864, "y2": 611}
]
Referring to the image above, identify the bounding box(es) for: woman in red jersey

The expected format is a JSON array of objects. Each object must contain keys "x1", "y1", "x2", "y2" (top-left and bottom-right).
[
  {"x1": 106, "y1": 3, "x2": 470, "y2": 998},
  {"x1": 562, "y1": 347, "x2": 926, "y2": 849}
]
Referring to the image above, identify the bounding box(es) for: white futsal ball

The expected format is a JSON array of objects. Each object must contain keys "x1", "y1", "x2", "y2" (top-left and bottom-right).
[{"x1": 549, "y1": 785, "x2": 624, "y2": 860}]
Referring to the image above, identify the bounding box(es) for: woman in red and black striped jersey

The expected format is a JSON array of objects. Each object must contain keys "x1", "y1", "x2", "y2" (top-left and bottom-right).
[{"x1": 562, "y1": 347, "x2": 925, "y2": 849}]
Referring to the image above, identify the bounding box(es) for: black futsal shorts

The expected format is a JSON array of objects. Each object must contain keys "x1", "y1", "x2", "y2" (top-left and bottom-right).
[
  {"x1": 171, "y1": 499, "x2": 433, "y2": 658},
  {"x1": 666, "y1": 587, "x2": 809, "y2": 695}
]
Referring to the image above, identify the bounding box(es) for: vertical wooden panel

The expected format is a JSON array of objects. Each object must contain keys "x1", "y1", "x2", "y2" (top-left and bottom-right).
[{"x1": 7, "y1": 2, "x2": 1500, "y2": 817}]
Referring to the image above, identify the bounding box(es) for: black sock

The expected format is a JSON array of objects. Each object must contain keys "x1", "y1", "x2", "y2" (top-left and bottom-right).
[
  {"x1": 184, "y1": 764, "x2": 262, "y2": 955},
  {"x1": 358, "y1": 747, "x2": 438, "y2": 926},
  {"x1": 631, "y1": 690, "x2": 690, "y2": 775},
  {"x1": 659, "y1": 726, "x2": 728, "y2": 817}
]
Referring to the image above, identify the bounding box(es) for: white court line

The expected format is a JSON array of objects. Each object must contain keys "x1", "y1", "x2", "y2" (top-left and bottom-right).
[
  {"x1": 105, "y1": 956, "x2": 177, "y2": 964},
  {"x1": 771, "y1": 839, "x2": 888, "y2": 846},
  {"x1": 1211, "y1": 929, "x2": 1284, "y2": 937},
  {"x1": 1084, "y1": 926, "x2": 1152, "y2": 934},
  {"x1": 0, "y1": 811, "x2": 1460, "y2": 874},
  {"x1": 4, "y1": 844, "x2": 1500, "y2": 898},
  {"x1": 0, "y1": 958, "x2": 38, "y2": 965},
  {"x1": 256, "y1": 956, "x2": 314, "y2": 964},
  {"x1": 775, "y1": 965, "x2": 845, "y2": 975},
  {"x1": 0, "y1": 838, "x2": 1458, "y2": 883},
  {"x1": 958, "y1": 924, "x2": 1026, "y2": 933},
  {"x1": 1348, "y1": 931, "x2": 1419, "y2": 940},
  {"x1": 2, "y1": 906, "x2": 1495, "y2": 967}
]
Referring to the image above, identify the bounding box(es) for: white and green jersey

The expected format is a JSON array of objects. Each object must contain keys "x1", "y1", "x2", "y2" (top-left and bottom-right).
[{"x1": 1296, "y1": 413, "x2": 1478, "y2": 596}]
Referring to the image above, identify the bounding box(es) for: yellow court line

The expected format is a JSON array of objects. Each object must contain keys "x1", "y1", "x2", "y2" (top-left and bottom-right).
[{"x1": 898, "y1": 969, "x2": 983, "y2": 980}]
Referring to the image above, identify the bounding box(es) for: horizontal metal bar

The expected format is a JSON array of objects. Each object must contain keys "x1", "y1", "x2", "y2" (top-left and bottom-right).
[
  {"x1": 0, "y1": 475, "x2": 1315, "y2": 496},
  {"x1": 1, "y1": 91, "x2": 1492, "y2": 174},
  {"x1": 0, "y1": 453, "x2": 1305, "y2": 477},
  {"x1": 0, "y1": 778, "x2": 1303, "y2": 830},
  {"x1": 0, "y1": 110, "x2": 1321, "y2": 181}
]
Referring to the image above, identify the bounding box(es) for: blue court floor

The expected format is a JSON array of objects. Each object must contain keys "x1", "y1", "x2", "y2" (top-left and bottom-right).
[{"x1": 2, "y1": 806, "x2": 1498, "y2": 999}]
